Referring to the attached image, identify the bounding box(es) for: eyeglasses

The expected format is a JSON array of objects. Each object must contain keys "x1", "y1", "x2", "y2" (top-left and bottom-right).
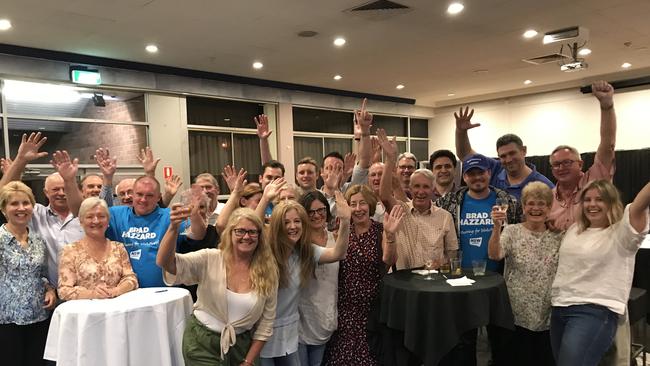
[
  {"x1": 233, "y1": 228, "x2": 260, "y2": 238},
  {"x1": 308, "y1": 207, "x2": 327, "y2": 217},
  {"x1": 551, "y1": 159, "x2": 576, "y2": 169}
]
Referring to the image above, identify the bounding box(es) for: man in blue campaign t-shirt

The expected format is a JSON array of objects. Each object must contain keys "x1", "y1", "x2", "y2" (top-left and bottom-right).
[
  {"x1": 106, "y1": 176, "x2": 187, "y2": 287},
  {"x1": 460, "y1": 189, "x2": 499, "y2": 270}
]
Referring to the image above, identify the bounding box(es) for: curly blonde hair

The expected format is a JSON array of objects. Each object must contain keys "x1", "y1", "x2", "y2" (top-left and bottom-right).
[
  {"x1": 267, "y1": 201, "x2": 315, "y2": 288},
  {"x1": 220, "y1": 208, "x2": 278, "y2": 297}
]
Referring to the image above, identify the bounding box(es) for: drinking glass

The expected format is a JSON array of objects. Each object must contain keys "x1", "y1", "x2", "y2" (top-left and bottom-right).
[
  {"x1": 494, "y1": 197, "x2": 508, "y2": 227},
  {"x1": 424, "y1": 259, "x2": 434, "y2": 280},
  {"x1": 439, "y1": 256, "x2": 451, "y2": 274},
  {"x1": 472, "y1": 259, "x2": 487, "y2": 276}
]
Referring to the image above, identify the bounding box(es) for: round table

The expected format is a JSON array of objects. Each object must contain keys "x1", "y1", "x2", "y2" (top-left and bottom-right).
[
  {"x1": 44, "y1": 287, "x2": 193, "y2": 366},
  {"x1": 378, "y1": 269, "x2": 514, "y2": 366}
]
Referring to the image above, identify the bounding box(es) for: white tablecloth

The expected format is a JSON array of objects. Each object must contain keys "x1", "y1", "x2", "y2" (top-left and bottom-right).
[{"x1": 44, "y1": 287, "x2": 193, "y2": 366}]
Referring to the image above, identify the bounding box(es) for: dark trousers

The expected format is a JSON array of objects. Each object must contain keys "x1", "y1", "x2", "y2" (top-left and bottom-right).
[
  {"x1": 0, "y1": 319, "x2": 50, "y2": 366},
  {"x1": 510, "y1": 326, "x2": 555, "y2": 366}
]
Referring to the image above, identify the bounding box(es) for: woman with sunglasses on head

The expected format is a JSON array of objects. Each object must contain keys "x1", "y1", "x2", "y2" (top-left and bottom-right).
[
  {"x1": 550, "y1": 179, "x2": 650, "y2": 366},
  {"x1": 258, "y1": 179, "x2": 352, "y2": 366},
  {"x1": 324, "y1": 184, "x2": 404, "y2": 366},
  {"x1": 157, "y1": 200, "x2": 278, "y2": 366}
]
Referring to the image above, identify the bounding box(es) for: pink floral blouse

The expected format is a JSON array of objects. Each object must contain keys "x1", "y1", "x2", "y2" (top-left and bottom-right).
[{"x1": 58, "y1": 240, "x2": 138, "y2": 300}]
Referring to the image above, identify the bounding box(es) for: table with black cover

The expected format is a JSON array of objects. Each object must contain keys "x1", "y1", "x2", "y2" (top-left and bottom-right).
[{"x1": 378, "y1": 269, "x2": 515, "y2": 366}]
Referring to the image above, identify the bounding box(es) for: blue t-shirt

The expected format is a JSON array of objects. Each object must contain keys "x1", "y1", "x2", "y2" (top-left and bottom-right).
[
  {"x1": 459, "y1": 190, "x2": 499, "y2": 271},
  {"x1": 106, "y1": 206, "x2": 186, "y2": 287}
]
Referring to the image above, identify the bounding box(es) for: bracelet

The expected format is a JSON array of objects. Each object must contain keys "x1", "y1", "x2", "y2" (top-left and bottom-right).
[{"x1": 242, "y1": 359, "x2": 254, "y2": 366}]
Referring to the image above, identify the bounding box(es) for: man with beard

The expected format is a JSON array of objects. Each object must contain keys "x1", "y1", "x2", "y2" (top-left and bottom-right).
[
  {"x1": 377, "y1": 129, "x2": 458, "y2": 271},
  {"x1": 454, "y1": 110, "x2": 553, "y2": 200}
]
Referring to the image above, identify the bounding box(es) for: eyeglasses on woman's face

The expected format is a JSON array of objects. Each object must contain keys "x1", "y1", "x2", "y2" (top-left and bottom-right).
[
  {"x1": 307, "y1": 207, "x2": 327, "y2": 217},
  {"x1": 233, "y1": 228, "x2": 260, "y2": 238}
]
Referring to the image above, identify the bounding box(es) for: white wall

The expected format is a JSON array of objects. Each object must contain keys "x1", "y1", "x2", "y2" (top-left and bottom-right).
[{"x1": 429, "y1": 87, "x2": 650, "y2": 158}]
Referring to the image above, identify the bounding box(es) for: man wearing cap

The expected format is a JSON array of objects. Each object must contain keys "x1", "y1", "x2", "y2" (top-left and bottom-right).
[
  {"x1": 435, "y1": 153, "x2": 522, "y2": 366},
  {"x1": 454, "y1": 109, "x2": 554, "y2": 200}
]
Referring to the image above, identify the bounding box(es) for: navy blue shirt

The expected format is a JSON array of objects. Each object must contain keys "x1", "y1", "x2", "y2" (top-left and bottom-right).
[{"x1": 485, "y1": 158, "x2": 554, "y2": 200}]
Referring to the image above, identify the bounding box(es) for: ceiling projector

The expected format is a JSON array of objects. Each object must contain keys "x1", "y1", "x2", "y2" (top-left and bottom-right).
[{"x1": 560, "y1": 60, "x2": 588, "y2": 72}]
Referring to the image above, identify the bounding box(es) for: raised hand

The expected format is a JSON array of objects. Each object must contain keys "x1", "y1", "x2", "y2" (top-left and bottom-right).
[
  {"x1": 322, "y1": 165, "x2": 343, "y2": 191},
  {"x1": 491, "y1": 206, "x2": 506, "y2": 227},
  {"x1": 454, "y1": 106, "x2": 480, "y2": 131},
  {"x1": 16, "y1": 132, "x2": 48, "y2": 162},
  {"x1": 376, "y1": 128, "x2": 398, "y2": 160},
  {"x1": 354, "y1": 98, "x2": 373, "y2": 138},
  {"x1": 222, "y1": 165, "x2": 244, "y2": 193},
  {"x1": 137, "y1": 147, "x2": 160, "y2": 176},
  {"x1": 0, "y1": 158, "x2": 13, "y2": 175},
  {"x1": 254, "y1": 114, "x2": 273, "y2": 139},
  {"x1": 263, "y1": 177, "x2": 287, "y2": 201},
  {"x1": 334, "y1": 191, "x2": 352, "y2": 220},
  {"x1": 50, "y1": 150, "x2": 79, "y2": 181},
  {"x1": 169, "y1": 203, "x2": 192, "y2": 227},
  {"x1": 592, "y1": 80, "x2": 614, "y2": 109},
  {"x1": 384, "y1": 204, "x2": 405, "y2": 234},
  {"x1": 165, "y1": 174, "x2": 183, "y2": 198},
  {"x1": 95, "y1": 147, "x2": 117, "y2": 178}
]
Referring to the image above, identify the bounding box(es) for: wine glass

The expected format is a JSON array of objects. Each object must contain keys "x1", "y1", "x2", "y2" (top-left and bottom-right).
[
  {"x1": 494, "y1": 197, "x2": 508, "y2": 227},
  {"x1": 424, "y1": 259, "x2": 434, "y2": 280}
]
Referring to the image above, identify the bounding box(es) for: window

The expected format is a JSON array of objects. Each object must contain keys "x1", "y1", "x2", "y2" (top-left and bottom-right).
[{"x1": 187, "y1": 96, "x2": 275, "y2": 193}]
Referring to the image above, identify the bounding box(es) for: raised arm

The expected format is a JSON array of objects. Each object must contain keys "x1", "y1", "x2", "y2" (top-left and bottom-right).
[
  {"x1": 216, "y1": 166, "x2": 247, "y2": 233},
  {"x1": 592, "y1": 81, "x2": 616, "y2": 166},
  {"x1": 454, "y1": 106, "x2": 480, "y2": 160},
  {"x1": 137, "y1": 147, "x2": 160, "y2": 177},
  {"x1": 354, "y1": 98, "x2": 373, "y2": 169},
  {"x1": 0, "y1": 132, "x2": 48, "y2": 189},
  {"x1": 319, "y1": 191, "x2": 351, "y2": 263},
  {"x1": 255, "y1": 177, "x2": 287, "y2": 219},
  {"x1": 255, "y1": 114, "x2": 273, "y2": 164},
  {"x1": 95, "y1": 147, "x2": 116, "y2": 206},
  {"x1": 370, "y1": 137, "x2": 382, "y2": 164},
  {"x1": 156, "y1": 203, "x2": 191, "y2": 275},
  {"x1": 488, "y1": 206, "x2": 506, "y2": 260},
  {"x1": 377, "y1": 129, "x2": 399, "y2": 211},
  {"x1": 51, "y1": 150, "x2": 82, "y2": 216},
  {"x1": 382, "y1": 204, "x2": 404, "y2": 266},
  {"x1": 630, "y1": 181, "x2": 650, "y2": 234}
]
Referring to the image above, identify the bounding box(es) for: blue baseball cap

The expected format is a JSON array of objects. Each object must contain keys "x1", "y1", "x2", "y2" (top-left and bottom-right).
[{"x1": 462, "y1": 154, "x2": 490, "y2": 174}]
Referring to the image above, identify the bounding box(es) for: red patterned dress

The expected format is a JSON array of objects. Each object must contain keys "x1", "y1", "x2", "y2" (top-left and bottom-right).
[{"x1": 324, "y1": 220, "x2": 385, "y2": 365}]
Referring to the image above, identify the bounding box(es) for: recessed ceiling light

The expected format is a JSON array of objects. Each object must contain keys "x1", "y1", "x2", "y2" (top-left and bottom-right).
[
  {"x1": 145, "y1": 44, "x2": 158, "y2": 53},
  {"x1": 524, "y1": 79, "x2": 532, "y2": 85},
  {"x1": 253, "y1": 61, "x2": 264, "y2": 69},
  {"x1": 523, "y1": 30, "x2": 538, "y2": 38},
  {"x1": 447, "y1": 3, "x2": 464, "y2": 14},
  {"x1": 447, "y1": 93, "x2": 456, "y2": 97},
  {"x1": 0, "y1": 19, "x2": 12, "y2": 31},
  {"x1": 396, "y1": 84, "x2": 405, "y2": 90},
  {"x1": 333, "y1": 75, "x2": 342, "y2": 80},
  {"x1": 621, "y1": 62, "x2": 632, "y2": 68},
  {"x1": 578, "y1": 48, "x2": 592, "y2": 56},
  {"x1": 333, "y1": 37, "x2": 346, "y2": 47}
]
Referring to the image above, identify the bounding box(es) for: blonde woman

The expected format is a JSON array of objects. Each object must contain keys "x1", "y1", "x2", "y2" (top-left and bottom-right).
[
  {"x1": 158, "y1": 206, "x2": 278, "y2": 366},
  {"x1": 58, "y1": 197, "x2": 138, "y2": 300},
  {"x1": 0, "y1": 181, "x2": 57, "y2": 366},
  {"x1": 550, "y1": 180, "x2": 650, "y2": 366}
]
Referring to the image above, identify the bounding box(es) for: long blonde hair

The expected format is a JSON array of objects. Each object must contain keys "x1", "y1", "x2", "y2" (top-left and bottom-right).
[
  {"x1": 220, "y1": 208, "x2": 278, "y2": 297},
  {"x1": 576, "y1": 180, "x2": 624, "y2": 233},
  {"x1": 267, "y1": 201, "x2": 315, "y2": 288}
]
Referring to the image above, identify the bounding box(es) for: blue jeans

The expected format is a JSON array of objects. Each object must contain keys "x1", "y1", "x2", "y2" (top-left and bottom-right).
[
  {"x1": 298, "y1": 343, "x2": 326, "y2": 366},
  {"x1": 260, "y1": 352, "x2": 300, "y2": 366},
  {"x1": 550, "y1": 304, "x2": 618, "y2": 366}
]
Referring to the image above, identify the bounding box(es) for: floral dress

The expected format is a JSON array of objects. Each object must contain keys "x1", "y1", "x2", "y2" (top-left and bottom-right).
[{"x1": 324, "y1": 220, "x2": 384, "y2": 365}]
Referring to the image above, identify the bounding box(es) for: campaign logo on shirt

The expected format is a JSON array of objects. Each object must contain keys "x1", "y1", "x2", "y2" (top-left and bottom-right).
[
  {"x1": 469, "y1": 237, "x2": 482, "y2": 247},
  {"x1": 121, "y1": 227, "x2": 157, "y2": 240},
  {"x1": 130, "y1": 249, "x2": 141, "y2": 260},
  {"x1": 460, "y1": 212, "x2": 493, "y2": 226}
]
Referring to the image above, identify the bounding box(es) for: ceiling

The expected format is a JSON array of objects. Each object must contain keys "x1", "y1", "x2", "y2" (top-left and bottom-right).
[{"x1": 0, "y1": 0, "x2": 649, "y2": 107}]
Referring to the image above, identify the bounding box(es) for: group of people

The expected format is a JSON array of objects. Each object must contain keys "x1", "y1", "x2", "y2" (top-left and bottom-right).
[{"x1": 1, "y1": 80, "x2": 648, "y2": 366}]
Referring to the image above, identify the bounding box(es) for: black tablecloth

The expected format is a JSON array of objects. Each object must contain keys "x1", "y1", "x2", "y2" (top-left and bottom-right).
[{"x1": 378, "y1": 269, "x2": 514, "y2": 366}]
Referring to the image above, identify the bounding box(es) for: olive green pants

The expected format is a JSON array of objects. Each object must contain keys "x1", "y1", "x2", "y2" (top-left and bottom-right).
[{"x1": 183, "y1": 314, "x2": 258, "y2": 366}]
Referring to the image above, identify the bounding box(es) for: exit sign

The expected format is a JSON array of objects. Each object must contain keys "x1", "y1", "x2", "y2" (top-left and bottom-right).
[{"x1": 70, "y1": 68, "x2": 102, "y2": 85}]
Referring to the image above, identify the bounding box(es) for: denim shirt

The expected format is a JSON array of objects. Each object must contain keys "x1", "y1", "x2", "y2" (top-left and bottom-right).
[{"x1": 0, "y1": 224, "x2": 50, "y2": 325}]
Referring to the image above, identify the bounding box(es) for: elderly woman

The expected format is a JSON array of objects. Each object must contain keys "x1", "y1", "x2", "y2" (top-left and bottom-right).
[
  {"x1": 58, "y1": 197, "x2": 138, "y2": 300},
  {"x1": 259, "y1": 193, "x2": 351, "y2": 366},
  {"x1": 488, "y1": 181, "x2": 563, "y2": 366},
  {"x1": 0, "y1": 181, "x2": 56, "y2": 366},
  {"x1": 550, "y1": 180, "x2": 650, "y2": 366},
  {"x1": 296, "y1": 191, "x2": 341, "y2": 366},
  {"x1": 324, "y1": 184, "x2": 403, "y2": 366},
  {"x1": 158, "y1": 205, "x2": 278, "y2": 366}
]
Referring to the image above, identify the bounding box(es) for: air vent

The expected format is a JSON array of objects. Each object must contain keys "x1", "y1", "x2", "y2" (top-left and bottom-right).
[
  {"x1": 345, "y1": 0, "x2": 412, "y2": 20},
  {"x1": 522, "y1": 53, "x2": 571, "y2": 65}
]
